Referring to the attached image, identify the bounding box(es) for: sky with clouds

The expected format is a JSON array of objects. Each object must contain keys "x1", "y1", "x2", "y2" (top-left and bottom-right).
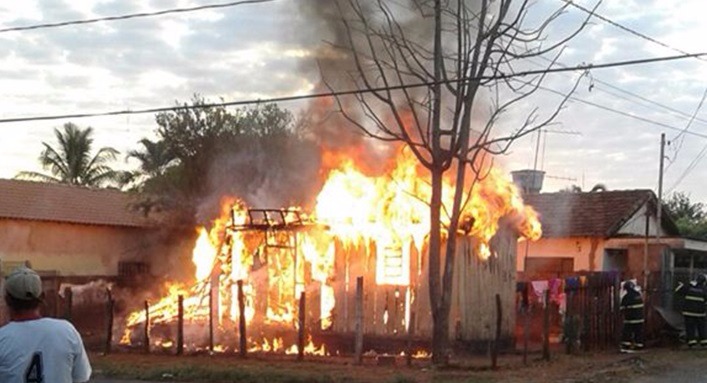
[{"x1": 1, "y1": 0, "x2": 707, "y2": 204}]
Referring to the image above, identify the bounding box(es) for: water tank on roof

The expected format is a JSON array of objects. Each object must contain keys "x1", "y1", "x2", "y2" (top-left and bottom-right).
[{"x1": 511, "y1": 169, "x2": 545, "y2": 194}]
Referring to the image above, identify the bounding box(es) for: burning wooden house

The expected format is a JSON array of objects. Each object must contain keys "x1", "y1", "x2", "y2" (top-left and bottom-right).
[{"x1": 120, "y1": 149, "x2": 540, "y2": 356}]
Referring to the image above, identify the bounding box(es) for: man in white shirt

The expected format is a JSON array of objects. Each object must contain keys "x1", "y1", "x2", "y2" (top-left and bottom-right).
[{"x1": 0, "y1": 266, "x2": 92, "y2": 383}]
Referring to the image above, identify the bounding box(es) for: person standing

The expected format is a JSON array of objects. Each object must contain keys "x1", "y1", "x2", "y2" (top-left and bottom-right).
[
  {"x1": 0, "y1": 266, "x2": 92, "y2": 382},
  {"x1": 619, "y1": 280, "x2": 644, "y2": 352},
  {"x1": 675, "y1": 274, "x2": 707, "y2": 348}
]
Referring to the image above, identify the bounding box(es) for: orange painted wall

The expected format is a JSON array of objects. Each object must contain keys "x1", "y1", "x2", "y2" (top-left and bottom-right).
[
  {"x1": 0, "y1": 219, "x2": 183, "y2": 277},
  {"x1": 516, "y1": 237, "x2": 605, "y2": 273}
]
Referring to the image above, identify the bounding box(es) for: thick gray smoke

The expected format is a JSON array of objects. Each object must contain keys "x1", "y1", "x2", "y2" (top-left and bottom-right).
[
  {"x1": 194, "y1": 1, "x2": 485, "y2": 223},
  {"x1": 199, "y1": 133, "x2": 322, "y2": 219},
  {"x1": 193, "y1": 1, "x2": 435, "y2": 220},
  {"x1": 290, "y1": 0, "x2": 435, "y2": 170}
]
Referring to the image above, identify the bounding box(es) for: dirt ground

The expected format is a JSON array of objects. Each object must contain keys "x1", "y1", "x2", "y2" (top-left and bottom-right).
[
  {"x1": 492, "y1": 347, "x2": 707, "y2": 383},
  {"x1": 88, "y1": 347, "x2": 707, "y2": 383}
]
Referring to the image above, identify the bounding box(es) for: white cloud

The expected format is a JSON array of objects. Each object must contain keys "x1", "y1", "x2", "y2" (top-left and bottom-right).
[{"x1": 2, "y1": 0, "x2": 707, "y2": 206}]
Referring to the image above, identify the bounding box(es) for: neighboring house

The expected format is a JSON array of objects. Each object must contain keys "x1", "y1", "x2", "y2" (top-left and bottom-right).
[
  {"x1": 517, "y1": 189, "x2": 707, "y2": 284},
  {"x1": 0, "y1": 178, "x2": 162, "y2": 282}
]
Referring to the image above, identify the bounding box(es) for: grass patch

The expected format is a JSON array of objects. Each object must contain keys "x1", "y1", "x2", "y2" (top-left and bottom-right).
[
  {"x1": 93, "y1": 355, "x2": 346, "y2": 383},
  {"x1": 89, "y1": 352, "x2": 519, "y2": 383}
]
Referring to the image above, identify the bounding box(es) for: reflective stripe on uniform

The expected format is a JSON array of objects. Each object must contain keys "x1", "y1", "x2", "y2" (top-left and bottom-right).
[
  {"x1": 627, "y1": 304, "x2": 644, "y2": 309},
  {"x1": 688, "y1": 340, "x2": 698, "y2": 345},
  {"x1": 685, "y1": 295, "x2": 705, "y2": 302},
  {"x1": 625, "y1": 319, "x2": 645, "y2": 324},
  {"x1": 683, "y1": 312, "x2": 707, "y2": 317}
]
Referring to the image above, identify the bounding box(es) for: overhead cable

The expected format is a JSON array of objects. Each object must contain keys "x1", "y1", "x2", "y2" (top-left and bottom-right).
[
  {"x1": 561, "y1": 0, "x2": 706, "y2": 63},
  {"x1": 524, "y1": 80, "x2": 707, "y2": 140},
  {"x1": 0, "y1": 52, "x2": 702, "y2": 124},
  {"x1": 0, "y1": 0, "x2": 276, "y2": 34}
]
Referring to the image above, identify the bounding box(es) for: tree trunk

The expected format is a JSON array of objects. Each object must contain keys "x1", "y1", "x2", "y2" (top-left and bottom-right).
[
  {"x1": 429, "y1": 165, "x2": 447, "y2": 364},
  {"x1": 429, "y1": 0, "x2": 448, "y2": 365}
]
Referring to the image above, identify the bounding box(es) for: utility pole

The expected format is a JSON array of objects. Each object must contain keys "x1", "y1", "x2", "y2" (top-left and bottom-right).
[
  {"x1": 657, "y1": 133, "x2": 670, "y2": 308},
  {"x1": 657, "y1": 133, "x2": 665, "y2": 244},
  {"x1": 644, "y1": 133, "x2": 666, "y2": 292}
]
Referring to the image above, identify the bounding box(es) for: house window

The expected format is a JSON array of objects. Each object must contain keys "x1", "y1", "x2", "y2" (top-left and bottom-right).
[{"x1": 674, "y1": 253, "x2": 707, "y2": 270}]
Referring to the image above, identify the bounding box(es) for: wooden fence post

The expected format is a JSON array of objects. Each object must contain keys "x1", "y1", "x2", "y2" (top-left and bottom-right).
[
  {"x1": 238, "y1": 280, "x2": 247, "y2": 358},
  {"x1": 523, "y1": 308, "x2": 529, "y2": 365},
  {"x1": 405, "y1": 312, "x2": 416, "y2": 367},
  {"x1": 298, "y1": 291, "x2": 306, "y2": 361},
  {"x1": 104, "y1": 289, "x2": 114, "y2": 355},
  {"x1": 177, "y1": 295, "x2": 184, "y2": 355},
  {"x1": 354, "y1": 277, "x2": 364, "y2": 365},
  {"x1": 64, "y1": 286, "x2": 73, "y2": 322},
  {"x1": 613, "y1": 274, "x2": 621, "y2": 348},
  {"x1": 492, "y1": 294, "x2": 502, "y2": 370},
  {"x1": 144, "y1": 300, "x2": 150, "y2": 354},
  {"x1": 542, "y1": 289, "x2": 550, "y2": 361},
  {"x1": 565, "y1": 289, "x2": 575, "y2": 355},
  {"x1": 209, "y1": 283, "x2": 214, "y2": 353},
  {"x1": 581, "y1": 282, "x2": 590, "y2": 353}
]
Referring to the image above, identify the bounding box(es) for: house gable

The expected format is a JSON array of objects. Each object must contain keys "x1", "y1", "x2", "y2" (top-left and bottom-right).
[
  {"x1": 523, "y1": 189, "x2": 678, "y2": 238},
  {"x1": 615, "y1": 201, "x2": 676, "y2": 237}
]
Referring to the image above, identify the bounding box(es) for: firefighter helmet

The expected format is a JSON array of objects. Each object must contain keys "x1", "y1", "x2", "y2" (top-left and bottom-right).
[{"x1": 623, "y1": 280, "x2": 635, "y2": 291}]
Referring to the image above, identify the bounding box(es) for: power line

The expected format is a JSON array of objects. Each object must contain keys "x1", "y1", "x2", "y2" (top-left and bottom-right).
[
  {"x1": 668, "y1": 87, "x2": 707, "y2": 166},
  {"x1": 593, "y1": 79, "x2": 707, "y2": 127},
  {"x1": 666, "y1": 144, "x2": 707, "y2": 194},
  {"x1": 473, "y1": 9, "x2": 707, "y2": 132},
  {"x1": 560, "y1": 0, "x2": 706, "y2": 62},
  {"x1": 531, "y1": 55, "x2": 707, "y2": 130},
  {"x1": 526, "y1": 80, "x2": 707, "y2": 140},
  {"x1": 0, "y1": 52, "x2": 701, "y2": 125},
  {"x1": 0, "y1": 0, "x2": 276, "y2": 34},
  {"x1": 675, "y1": 87, "x2": 707, "y2": 142},
  {"x1": 664, "y1": 88, "x2": 707, "y2": 190},
  {"x1": 529, "y1": 44, "x2": 707, "y2": 128}
]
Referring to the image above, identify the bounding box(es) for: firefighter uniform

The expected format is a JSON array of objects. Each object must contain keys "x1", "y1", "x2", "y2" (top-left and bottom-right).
[
  {"x1": 675, "y1": 276, "x2": 707, "y2": 348},
  {"x1": 620, "y1": 282, "x2": 644, "y2": 351}
]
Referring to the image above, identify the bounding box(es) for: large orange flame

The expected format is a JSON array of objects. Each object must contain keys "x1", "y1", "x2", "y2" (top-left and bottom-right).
[{"x1": 120, "y1": 145, "x2": 540, "y2": 352}]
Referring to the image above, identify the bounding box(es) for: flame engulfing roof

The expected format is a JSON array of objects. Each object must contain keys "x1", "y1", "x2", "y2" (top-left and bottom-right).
[
  {"x1": 522, "y1": 189, "x2": 679, "y2": 238},
  {"x1": 0, "y1": 179, "x2": 148, "y2": 228}
]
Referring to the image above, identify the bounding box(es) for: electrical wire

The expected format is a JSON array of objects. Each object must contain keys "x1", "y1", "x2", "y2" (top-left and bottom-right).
[
  {"x1": 523, "y1": 80, "x2": 707, "y2": 140},
  {"x1": 560, "y1": 0, "x2": 707, "y2": 194},
  {"x1": 671, "y1": 88, "x2": 707, "y2": 156},
  {"x1": 664, "y1": 88, "x2": 707, "y2": 190},
  {"x1": 530, "y1": 53, "x2": 707, "y2": 129},
  {"x1": 0, "y1": 52, "x2": 702, "y2": 125},
  {"x1": 666, "y1": 144, "x2": 707, "y2": 194},
  {"x1": 560, "y1": 0, "x2": 707, "y2": 63},
  {"x1": 0, "y1": 0, "x2": 276, "y2": 34}
]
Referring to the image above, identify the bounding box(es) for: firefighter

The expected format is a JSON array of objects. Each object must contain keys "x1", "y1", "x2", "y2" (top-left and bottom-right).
[
  {"x1": 675, "y1": 274, "x2": 707, "y2": 348},
  {"x1": 619, "y1": 280, "x2": 644, "y2": 352}
]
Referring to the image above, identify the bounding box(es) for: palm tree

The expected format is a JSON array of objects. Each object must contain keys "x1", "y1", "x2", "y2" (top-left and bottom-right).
[
  {"x1": 16, "y1": 122, "x2": 121, "y2": 187},
  {"x1": 120, "y1": 138, "x2": 177, "y2": 189},
  {"x1": 127, "y1": 138, "x2": 176, "y2": 178}
]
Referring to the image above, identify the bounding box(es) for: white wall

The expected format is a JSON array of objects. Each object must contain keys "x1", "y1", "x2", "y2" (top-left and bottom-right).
[{"x1": 616, "y1": 203, "x2": 669, "y2": 237}]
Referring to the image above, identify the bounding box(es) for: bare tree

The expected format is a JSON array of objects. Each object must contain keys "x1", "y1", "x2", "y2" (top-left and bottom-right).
[{"x1": 322, "y1": 0, "x2": 597, "y2": 364}]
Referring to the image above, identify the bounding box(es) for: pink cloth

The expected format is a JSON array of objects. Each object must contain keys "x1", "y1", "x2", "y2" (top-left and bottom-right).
[{"x1": 531, "y1": 280, "x2": 548, "y2": 303}]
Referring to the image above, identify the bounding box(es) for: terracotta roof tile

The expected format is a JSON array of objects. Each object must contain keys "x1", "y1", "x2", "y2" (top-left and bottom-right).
[
  {"x1": 523, "y1": 189, "x2": 670, "y2": 238},
  {"x1": 0, "y1": 179, "x2": 150, "y2": 228}
]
